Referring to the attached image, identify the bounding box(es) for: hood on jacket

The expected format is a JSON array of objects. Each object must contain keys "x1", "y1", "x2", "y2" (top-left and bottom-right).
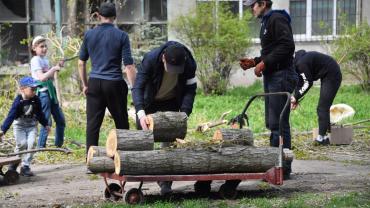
[{"x1": 262, "y1": 10, "x2": 292, "y2": 23}]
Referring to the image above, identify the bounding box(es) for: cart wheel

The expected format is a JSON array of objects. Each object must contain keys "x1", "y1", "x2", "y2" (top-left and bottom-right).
[
  {"x1": 194, "y1": 181, "x2": 211, "y2": 196},
  {"x1": 218, "y1": 183, "x2": 237, "y2": 199},
  {"x1": 125, "y1": 188, "x2": 144, "y2": 205},
  {"x1": 104, "y1": 183, "x2": 123, "y2": 201},
  {"x1": 4, "y1": 170, "x2": 19, "y2": 185}
]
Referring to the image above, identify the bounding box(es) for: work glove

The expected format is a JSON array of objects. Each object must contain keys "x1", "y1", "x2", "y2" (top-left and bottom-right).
[
  {"x1": 254, "y1": 61, "x2": 265, "y2": 77},
  {"x1": 239, "y1": 58, "x2": 256, "y2": 70}
]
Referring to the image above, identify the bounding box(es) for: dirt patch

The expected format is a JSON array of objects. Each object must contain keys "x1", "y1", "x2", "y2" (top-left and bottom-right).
[{"x1": 0, "y1": 159, "x2": 369, "y2": 208}]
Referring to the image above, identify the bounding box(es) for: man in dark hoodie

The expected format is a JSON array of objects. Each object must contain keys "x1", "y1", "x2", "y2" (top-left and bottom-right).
[
  {"x1": 291, "y1": 50, "x2": 342, "y2": 145},
  {"x1": 132, "y1": 41, "x2": 197, "y2": 195},
  {"x1": 240, "y1": 0, "x2": 298, "y2": 179}
]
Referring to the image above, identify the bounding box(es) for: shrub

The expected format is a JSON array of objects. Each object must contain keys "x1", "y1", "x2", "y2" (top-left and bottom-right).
[{"x1": 171, "y1": 2, "x2": 252, "y2": 95}]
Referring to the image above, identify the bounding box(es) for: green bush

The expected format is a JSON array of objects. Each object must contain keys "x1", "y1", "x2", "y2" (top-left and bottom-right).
[
  {"x1": 171, "y1": 2, "x2": 252, "y2": 95},
  {"x1": 330, "y1": 22, "x2": 370, "y2": 91}
]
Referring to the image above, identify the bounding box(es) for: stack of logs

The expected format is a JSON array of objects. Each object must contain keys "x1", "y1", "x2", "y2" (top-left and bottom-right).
[{"x1": 87, "y1": 112, "x2": 293, "y2": 175}]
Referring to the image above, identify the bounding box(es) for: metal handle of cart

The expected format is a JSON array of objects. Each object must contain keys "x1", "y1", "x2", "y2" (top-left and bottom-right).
[{"x1": 230, "y1": 92, "x2": 291, "y2": 169}]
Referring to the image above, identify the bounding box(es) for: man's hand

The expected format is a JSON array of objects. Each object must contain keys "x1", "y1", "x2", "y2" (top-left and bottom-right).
[
  {"x1": 239, "y1": 58, "x2": 256, "y2": 70},
  {"x1": 254, "y1": 61, "x2": 265, "y2": 77},
  {"x1": 82, "y1": 86, "x2": 88, "y2": 96},
  {"x1": 140, "y1": 115, "x2": 149, "y2": 130},
  {"x1": 290, "y1": 96, "x2": 298, "y2": 110}
]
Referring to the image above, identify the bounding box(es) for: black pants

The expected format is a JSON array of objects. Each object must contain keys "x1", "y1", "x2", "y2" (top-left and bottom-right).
[
  {"x1": 86, "y1": 78, "x2": 129, "y2": 153},
  {"x1": 263, "y1": 69, "x2": 298, "y2": 149},
  {"x1": 318, "y1": 64, "x2": 342, "y2": 136}
]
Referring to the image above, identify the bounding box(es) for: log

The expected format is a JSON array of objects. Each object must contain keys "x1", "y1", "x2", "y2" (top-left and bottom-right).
[
  {"x1": 114, "y1": 146, "x2": 279, "y2": 175},
  {"x1": 212, "y1": 129, "x2": 254, "y2": 146},
  {"x1": 87, "y1": 146, "x2": 107, "y2": 165},
  {"x1": 87, "y1": 156, "x2": 115, "y2": 173},
  {"x1": 147, "y1": 112, "x2": 187, "y2": 142},
  {"x1": 106, "y1": 129, "x2": 154, "y2": 157}
]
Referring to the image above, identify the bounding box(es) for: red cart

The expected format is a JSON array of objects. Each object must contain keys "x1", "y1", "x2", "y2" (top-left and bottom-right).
[{"x1": 101, "y1": 92, "x2": 291, "y2": 204}]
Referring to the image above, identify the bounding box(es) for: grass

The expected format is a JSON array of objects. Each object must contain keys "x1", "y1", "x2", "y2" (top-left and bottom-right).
[
  {"x1": 76, "y1": 191, "x2": 370, "y2": 208},
  {"x1": 1, "y1": 82, "x2": 369, "y2": 160}
]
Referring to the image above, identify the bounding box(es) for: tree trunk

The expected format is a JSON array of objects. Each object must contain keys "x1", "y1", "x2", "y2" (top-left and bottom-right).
[
  {"x1": 87, "y1": 156, "x2": 115, "y2": 173},
  {"x1": 147, "y1": 112, "x2": 188, "y2": 142},
  {"x1": 87, "y1": 146, "x2": 106, "y2": 164},
  {"x1": 114, "y1": 146, "x2": 279, "y2": 175},
  {"x1": 106, "y1": 129, "x2": 154, "y2": 157},
  {"x1": 213, "y1": 129, "x2": 254, "y2": 146}
]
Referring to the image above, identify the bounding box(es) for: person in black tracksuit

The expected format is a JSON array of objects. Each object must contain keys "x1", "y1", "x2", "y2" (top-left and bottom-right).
[
  {"x1": 291, "y1": 50, "x2": 342, "y2": 145},
  {"x1": 132, "y1": 41, "x2": 197, "y2": 195},
  {"x1": 241, "y1": 0, "x2": 298, "y2": 180}
]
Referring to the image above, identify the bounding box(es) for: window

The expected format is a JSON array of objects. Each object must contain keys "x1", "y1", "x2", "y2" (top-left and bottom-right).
[
  {"x1": 290, "y1": 0, "x2": 358, "y2": 41},
  {"x1": 290, "y1": 0, "x2": 306, "y2": 35},
  {"x1": 0, "y1": 0, "x2": 57, "y2": 65}
]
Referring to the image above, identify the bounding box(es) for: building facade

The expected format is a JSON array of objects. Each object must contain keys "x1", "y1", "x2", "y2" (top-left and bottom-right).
[{"x1": 1, "y1": 0, "x2": 368, "y2": 85}]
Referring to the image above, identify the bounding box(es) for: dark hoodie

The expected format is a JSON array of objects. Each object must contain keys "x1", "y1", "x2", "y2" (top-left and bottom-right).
[
  {"x1": 254, "y1": 10, "x2": 295, "y2": 74},
  {"x1": 293, "y1": 50, "x2": 341, "y2": 100}
]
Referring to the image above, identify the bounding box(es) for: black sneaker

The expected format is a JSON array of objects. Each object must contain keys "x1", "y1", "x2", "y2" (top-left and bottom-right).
[
  {"x1": 314, "y1": 139, "x2": 330, "y2": 146},
  {"x1": 20, "y1": 166, "x2": 34, "y2": 177}
]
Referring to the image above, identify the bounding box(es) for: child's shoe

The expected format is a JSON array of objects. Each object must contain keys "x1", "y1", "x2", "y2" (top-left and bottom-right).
[{"x1": 20, "y1": 166, "x2": 34, "y2": 177}]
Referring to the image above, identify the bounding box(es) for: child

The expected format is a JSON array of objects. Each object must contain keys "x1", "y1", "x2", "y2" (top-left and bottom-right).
[
  {"x1": 30, "y1": 35, "x2": 66, "y2": 148},
  {"x1": 0, "y1": 76, "x2": 50, "y2": 176}
]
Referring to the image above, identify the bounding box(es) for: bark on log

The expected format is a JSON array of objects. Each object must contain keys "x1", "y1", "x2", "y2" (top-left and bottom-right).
[
  {"x1": 213, "y1": 129, "x2": 254, "y2": 146},
  {"x1": 87, "y1": 146, "x2": 107, "y2": 165},
  {"x1": 106, "y1": 129, "x2": 154, "y2": 157},
  {"x1": 87, "y1": 156, "x2": 115, "y2": 173},
  {"x1": 114, "y1": 146, "x2": 279, "y2": 175},
  {"x1": 147, "y1": 112, "x2": 187, "y2": 142}
]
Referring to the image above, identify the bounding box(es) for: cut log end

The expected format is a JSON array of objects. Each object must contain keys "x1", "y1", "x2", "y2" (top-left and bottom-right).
[
  {"x1": 106, "y1": 129, "x2": 117, "y2": 158},
  {"x1": 212, "y1": 129, "x2": 222, "y2": 142},
  {"x1": 114, "y1": 151, "x2": 121, "y2": 175},
  {"x1": 86, "y1": 146, "x2": 97, "y2": 165}
]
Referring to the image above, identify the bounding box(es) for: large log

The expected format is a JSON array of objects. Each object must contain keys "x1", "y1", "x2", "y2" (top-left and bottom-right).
[
  {"x1": 212, "y1": 129, "x2": 254, "y2": 146},
  {"x1": 147, "y1": 112, "x2": 187, "y2": 142},
  {"x1": 87, "y1": 146, "x2": 107, "y2": 165},
  {"x1": 106, "y1": 129, "x2": 154, "y2": 157},
  {"x1": 114, "y1": 146, "x2": 279, "y2": 175},
  {"x1": 87, "y1": 156, "x2": 115, "y2": 173}
]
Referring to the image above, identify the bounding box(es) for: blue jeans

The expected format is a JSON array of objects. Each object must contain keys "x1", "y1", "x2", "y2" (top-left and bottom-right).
[
  {"x1": 37, "y1": 91, "x2": 66, "y2": 147},
  {"x1": 263, "y1": 69, "x2": 298, "y2": 149}
]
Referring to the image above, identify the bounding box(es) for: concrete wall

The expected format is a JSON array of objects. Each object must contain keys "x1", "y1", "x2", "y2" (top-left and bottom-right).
[
  {"x1": 167, "y1": 0, "x2": 196, "y2": 42},
  {"x1": 361, "y1": 0, "x2": 370, "y2": 24}
]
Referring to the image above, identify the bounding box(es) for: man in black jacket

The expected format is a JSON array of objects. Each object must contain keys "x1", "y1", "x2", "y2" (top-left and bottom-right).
[
  {"x1": 241, "y1": 0, "x2": 298, "y2": 179},
  {"x1": 132, "y1": 41, "x2": 197, "y2": 195},
  {"x1": 291, "y1": 50, "x2": 342, "y2": 145}
]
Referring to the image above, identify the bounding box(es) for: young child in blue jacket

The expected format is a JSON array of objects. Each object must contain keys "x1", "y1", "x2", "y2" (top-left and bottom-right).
[{"x1": 0, "y1": 76, "x2": 50, "y2": 176}]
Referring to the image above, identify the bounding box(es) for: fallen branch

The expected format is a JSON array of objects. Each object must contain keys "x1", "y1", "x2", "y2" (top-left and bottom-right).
[
  {"x1": 196, "y1": 110, "x2": 231, "y2": 132},
  {"x1": 0, "y1": 148, "x2": 72, "y2": 157}
]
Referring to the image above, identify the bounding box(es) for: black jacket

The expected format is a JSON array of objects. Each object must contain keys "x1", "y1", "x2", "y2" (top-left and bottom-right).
[
  {"x1": 293, "y1": 50, "x2": 341, "y2": 100},
  {"x1": 132, "y1": 41, "x2": 197, "y2": 116},
  {"x1": 254, "y1": 10, "x2": 295, "y2": 74}
]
